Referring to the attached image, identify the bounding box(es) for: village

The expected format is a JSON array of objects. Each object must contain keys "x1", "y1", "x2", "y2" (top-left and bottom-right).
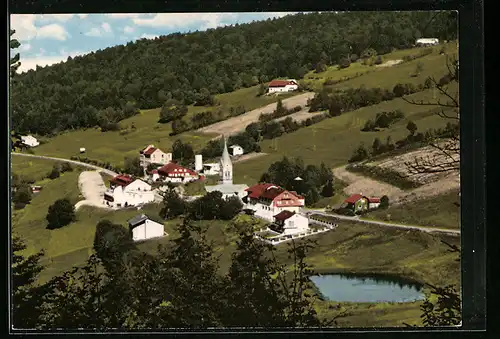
[{"x1": 10, "y1": 10, "x2": 464, "y2": 329}]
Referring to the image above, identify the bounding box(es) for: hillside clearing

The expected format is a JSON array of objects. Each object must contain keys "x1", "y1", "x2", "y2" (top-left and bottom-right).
[
  {"x1": 233, "y1": 85, "x2": 458, "y2": 185},
  {"x1": 197, "y1": 92, "x2": 316, "y2": 136}
]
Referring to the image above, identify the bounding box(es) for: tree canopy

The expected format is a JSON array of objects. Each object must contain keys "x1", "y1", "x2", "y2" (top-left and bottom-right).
[{"x1": 10, "y1": 12, "x2": 457, "y2": 136}]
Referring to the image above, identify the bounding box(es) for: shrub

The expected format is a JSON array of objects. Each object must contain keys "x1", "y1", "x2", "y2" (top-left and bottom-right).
[
  {"x1": 350, "y1": 53, "x2": 359, "y2": 62},
  {"x1": 46, "y1": 198, "x2": 76, "y2": 229},
  {"x1": 379, "y1": 195, "x2": 389, "y2": 209},
  {"x1": 374, "y1": 56, "x2": 383, "y2": 65},
  {"x1": 438, "y1": 74, "x2": 452, "y2": 86},
  {"x1": 60, "y1": 162, "x2": 73, "y2": 173},
  {"x1": 12, "y1": 184, "x2": 32, "y2": 206},
  {"x1": 338, "y1": 58, "x2": 351, "y2": 69},
  {"x1": 47, "y1": 167, "x2": 61, "y2": 180}
]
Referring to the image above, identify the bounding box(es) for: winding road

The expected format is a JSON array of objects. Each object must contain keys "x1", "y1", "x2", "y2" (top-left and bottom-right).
[
  {"x1": 11, "y1": 152, "x2": 118, "y2": 176},
  {"x1": 12, "y1": 152, "x2": 460, "y2": 236}
]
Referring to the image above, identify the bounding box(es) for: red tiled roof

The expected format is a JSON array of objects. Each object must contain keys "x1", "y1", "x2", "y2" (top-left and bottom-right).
[
  {"x1": 143, "y1": 147, "x2": 157, "y2": 155},
  {"x1": 344, "y1": 194, "x2": 380, "y2": 204},
  {"x1": 274, "y1": 210, "x2": 295, "y2": 221},
  {"x1": 344, "y1": 194, "x2": 364, "y2": 204},
  {"x1": 261, "y1": 187, "x2": 285, "y2": 200},
  {"x1": 245, "y1": 183, "x2": 277, "y2": 199},
  {"x1": 268, "y1": 80, "x2": 297, "y2": 87},
  {"x1": 110, "y1": 174, "x2": 133, "y2": 187},
  {"x1": 158, "y1": 162, "x2": 197, "y2": 176},
  {"x1": 149, "y1": 169, "x2": 158, "y2": 174}
]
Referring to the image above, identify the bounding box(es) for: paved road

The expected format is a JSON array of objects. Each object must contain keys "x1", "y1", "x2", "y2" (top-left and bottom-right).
[
  {"x1": 11, "y1": 152, "x2": 117, "y2": 177},
  {"x1": 304, "y1": 209, "x2": 460, "y2": 236}
]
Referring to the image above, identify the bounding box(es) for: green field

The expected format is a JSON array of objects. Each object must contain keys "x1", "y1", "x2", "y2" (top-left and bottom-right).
[
  {"x1": 11, "y1": 155, "x2": 86, "y2": 182},
  {"x1": 303, "y1": 41, "x2": 457, "y2": 90},
  {"x1": 27, "y1": 84, "x2": 298, "y2": 167},
  {"x1": 233, "y1": 84, "x2": 457, "y2": 185},
  {"x1": 364, "y1": 189, "x2": 460, "y2": 229}
]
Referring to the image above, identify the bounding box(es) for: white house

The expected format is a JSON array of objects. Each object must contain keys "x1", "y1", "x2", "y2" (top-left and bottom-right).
[
  {"x1": 20, "y1": 135, "x2": 39, "y2": 147},
  {"x1": 204, "y1": 137, "x2": 248, "y2": 200},
  {"x1": 228, "y1": 145, "x2": 244, "y2": 156},
  {"x1": 244, "y1": 183, "x2": 305, "y2": 222},
  {"x1": 139, "y1": 144, "x2": 172, "y2": 167},
  {"x1": 128, "y1": 214, "x2": 166, "y2": 242},
  {"x1": 415, "y1": 38, "x2": 439, "y2": 46},
  {"x1": 202, "y1": 163, "x2": 221, "y2": 176},
  {"x1": 271, "y1": 210, "x2": 310, "y2": 235},
  {"x1": 157, "y1": 162, "x2": 199, "y2": 183},
  {"x1": 104, "y1": 175, "x2": 155, "y2": 208},
  {"x1": 268, "y1": 79, "x2": 299, "y2": 94},
  {"x1": 148, "y1": 169, "x2": 161, "y2": 182}
]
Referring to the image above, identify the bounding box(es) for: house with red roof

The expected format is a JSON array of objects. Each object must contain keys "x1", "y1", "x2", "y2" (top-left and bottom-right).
[
  {"x1": 139, "y1": 144, "x2": 172, "y2": 168},
  {"x1": 342, "y1": 193, "x2": 381, "y2": 213},
  {"x1": 270, "y1": 210, "x2": 309, "y2": 235},
  {"x1": 244, "y1": 183, "x2": 305, "y2": 221},
  {"x1": 104, "y1": 175, "x2": 155, "y2": 208},
  {"x1": 267, "y1": 79, "x2": 299, "y2": 94},
  {"x1": 157, "y1": 162, "x2": 199, "y2": 183}
]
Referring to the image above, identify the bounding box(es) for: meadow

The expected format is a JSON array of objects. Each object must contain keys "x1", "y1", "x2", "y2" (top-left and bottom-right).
[
  {"x1": 364, "y1": 188, "x2": 460, "y2": 229},
  {"x1": 233, "y1": 84, "x2": 458, "y2": 185},
  {"x1": 303, "y1": 41, "x2": 457, "y2": 91}
]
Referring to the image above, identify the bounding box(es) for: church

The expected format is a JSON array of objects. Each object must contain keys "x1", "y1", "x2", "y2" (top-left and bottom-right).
[{"x1": 204, "y1": 136, "x2": 249, "y2": 200}]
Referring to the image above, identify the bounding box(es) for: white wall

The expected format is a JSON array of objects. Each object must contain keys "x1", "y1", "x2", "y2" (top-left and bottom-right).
[
  {"x1": 283, "y1": 214, "x2": 309, "y2": 235},
  {"x1": 132, "y1": 220, "x2": 165, "y2": 241},
  {"x1": 231, "y1": 146, "x2": 244, "y2": 156},
  {"x1": 104, "y1": 182, "x2": 155, "y2": 208}
]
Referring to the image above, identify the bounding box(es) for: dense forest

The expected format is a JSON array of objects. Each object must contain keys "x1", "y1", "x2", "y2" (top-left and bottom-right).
[{"x1": 10, "y1": 11, "x2": 457, "y2": 135}]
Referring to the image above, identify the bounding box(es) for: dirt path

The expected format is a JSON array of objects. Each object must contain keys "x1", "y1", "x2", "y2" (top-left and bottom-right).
[
  {"x1": 376, "y1": 59, "x2": 403, "y2": 68},
  {"x1": 12, "y1": 152, "x2": 117, "y2": 177},
  {"x1": 232, "y1": 152, "x2": 268, "y2": 163},
  {"x1": 75, "y1": 171, "x2": 111, "y2": 211},
  {"x1": 197, "y1": 92, "x2": 316, "y2": 137}
]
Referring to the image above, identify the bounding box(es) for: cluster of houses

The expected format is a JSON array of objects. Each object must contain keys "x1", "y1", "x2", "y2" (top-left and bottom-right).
[{"x1": 106, "y1": 137, "x2": 383, "y2": 242}]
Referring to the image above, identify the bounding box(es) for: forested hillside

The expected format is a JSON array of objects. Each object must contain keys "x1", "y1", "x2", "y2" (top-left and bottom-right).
[{"x1": 11, "y1": 11, "x2": 457, "y2": 135}]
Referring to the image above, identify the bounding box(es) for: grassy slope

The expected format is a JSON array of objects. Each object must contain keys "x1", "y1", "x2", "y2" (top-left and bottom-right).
[
  {"x1": 11, "y1": 155, "x2": 67, "y2": 182},
  {"x1": 364, "y1": 188, "x2": 460, "y2": 229},
  {"x1": 233, "y1": 84, "x2": 457, "y2": 185},
  {"x1": 29, "y1": 84, "x2": 298, "y2": 166},
  {"x1": 303, "y1": 42, "x2": 456, "y2": 90}
]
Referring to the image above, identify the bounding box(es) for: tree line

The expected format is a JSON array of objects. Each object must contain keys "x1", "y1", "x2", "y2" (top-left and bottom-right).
[{"x1": 11, "y1": 12, "x2": 457, "y2": 136}]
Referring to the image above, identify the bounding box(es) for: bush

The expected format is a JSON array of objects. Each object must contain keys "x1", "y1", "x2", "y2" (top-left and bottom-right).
[
  {"x1": 12, "y1": 184, "x2": 32, "y2": 206},
  {"x1": 47, "y1": 167, "x2": 61, "y2": 180},
  {"x1": 349, "y1": 53, "x2": 359, "y2": 62},
  {"x1": 438, "y1": 74, "x2": 452, "y2": 86},
  {"x1": 338, "y1": 58, "x2": 351, "y2": 69},
  {"x1": 60, "y1": 162, "x2": 73, "y2": 173},
  {"x1": 374, "y1": 56, "x2": 383, "y2": 65},
  {"x1": 46, "y1": 198, "x2": 76, "y2": 229},
  {"x1": 379, "y1": 195, "x2": 389, "y2": 209}
]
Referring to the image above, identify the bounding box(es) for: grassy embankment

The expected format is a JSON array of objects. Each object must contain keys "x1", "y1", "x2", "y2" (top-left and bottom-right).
[{"x1": 363, "y1": 188, "x2": 460, "y2": 230}]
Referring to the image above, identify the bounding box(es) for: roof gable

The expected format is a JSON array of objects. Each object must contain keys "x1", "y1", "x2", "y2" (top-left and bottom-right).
[
  {"x1": 268, "y1": 79, "x2": 298, "y2": 87},
  {"x1": 274, "y1": 210, "x2": 295, "y2": 221}
]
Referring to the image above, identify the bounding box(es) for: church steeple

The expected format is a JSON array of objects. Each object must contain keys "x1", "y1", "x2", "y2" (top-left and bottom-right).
[{"x1": 220, "y1": 135, "x2": 233, "y2": 185}]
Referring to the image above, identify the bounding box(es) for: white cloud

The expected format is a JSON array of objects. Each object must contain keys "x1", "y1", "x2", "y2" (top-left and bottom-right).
[
  {"x1": 101, "y1": 22, "x2": 112, "y2": 33},
  {"x1": 123, "y1": 26, "x2": 134, "y2": 34},
  {"x1": 38, "y1": 23, "x2": 69, "y2": 40},
  {"x1": 36, "y1": 14, "x2": 75, "y2": 22},
  {"x1": 20, "y1": 43, "x2": 31, "y2": 52},
  {"x1": 10, "y1": 15, "x2": 69, "y2": 41},
  {"x1": 84, "y1": 27, "x2": 102, "y2": 37},
  {"x1": 17, "y1": 50, "x2": 88, "y2": 73},
  {"x1": 106, "y1": 13, "x2": 143, "y2": 19}
]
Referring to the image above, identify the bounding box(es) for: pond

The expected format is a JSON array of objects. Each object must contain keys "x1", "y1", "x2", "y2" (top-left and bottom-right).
[{"x1": 310, "y1": 273, "x2": 425, "y2": 303}]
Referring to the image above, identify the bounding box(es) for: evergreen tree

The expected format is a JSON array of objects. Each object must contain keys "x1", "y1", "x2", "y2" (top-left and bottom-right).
[
  {"x1": 46, "y1": 199, "x2": 75, "y2": 229},
  {"x1": 159, "y1": 189, "x2": 187, "y2": 219}
]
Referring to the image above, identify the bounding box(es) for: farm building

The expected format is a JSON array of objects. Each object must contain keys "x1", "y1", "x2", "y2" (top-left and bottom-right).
[
  {"x1": 228, "y1": 145, "x2": 244, "y2": 156},
  {"x1": 415, "y1": 38, "x2": 439, "y2": 46},
  {"x1": 270, "y1": 210, "x2": 310, "y2": 235},
  {"x1": 342, "y1": 194, "x2": 381, "y2": 213},
  {"x1": 157, "y1": 162, "x2": 199, "y2": 183},
  {"x1": 128, "y1": 214, "x2": 166, "y2": 242},
  {"x1": 267, "y1": 79, "x2": 299, "y2": 93},
  {"x1": 139, "y1": 144, "x2": 172, "y2": 168},
  {"x1": 104, "y1": 175, "x2": 155, "y2": 208},
  {"x1": 20, "y1": 135, "x2": 39, "y2": 147},
  {"x1": 244, "y1": 183, "x2": 305, "y2": 222},
  {"x1": 202, "y1": 163, "x2": 221, "y2": 176},
  {"x1": 205, "y1": 136, "x2": 248, "y2": 200}
]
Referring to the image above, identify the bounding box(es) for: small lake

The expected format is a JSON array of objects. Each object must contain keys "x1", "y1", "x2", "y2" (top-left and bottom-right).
[{"x1": 310, "y1": 273, "x2": 425, "y2": 303}]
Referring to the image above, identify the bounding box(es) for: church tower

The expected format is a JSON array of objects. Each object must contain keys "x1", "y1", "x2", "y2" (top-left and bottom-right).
[{"x1": 219, "y1": 135, "x2": 233, "y2": 185}]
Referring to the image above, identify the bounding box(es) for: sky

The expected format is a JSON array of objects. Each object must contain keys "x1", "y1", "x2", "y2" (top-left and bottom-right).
[{"x1": 10, "y1": 12, "x2": 297, "y2": 73}]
